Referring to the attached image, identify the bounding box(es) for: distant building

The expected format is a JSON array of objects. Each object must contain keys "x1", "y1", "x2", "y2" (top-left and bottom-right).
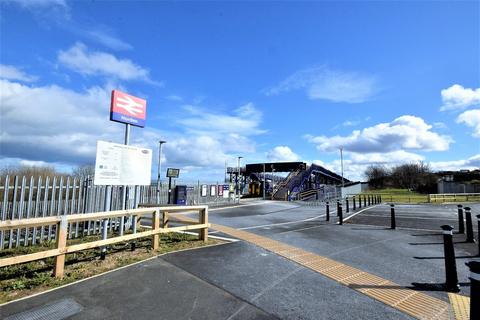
[{"x1": 437, "y1": 170, "x2": 480, "y2": 193}]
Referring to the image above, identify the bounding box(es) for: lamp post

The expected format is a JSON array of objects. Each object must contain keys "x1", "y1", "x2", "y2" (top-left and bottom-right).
[
  {"x1": 263, "y1": 163, "x2": 266, "y2": 200},
  {"x1": 237, "y1": 156, "x2": 243, "y2": 204},
  {"x1": 340, "y1": 147, "x2": 344, "y2": 188},
  {"x1": 157, "y1": 140, "x2": 166, "y2": 203}
]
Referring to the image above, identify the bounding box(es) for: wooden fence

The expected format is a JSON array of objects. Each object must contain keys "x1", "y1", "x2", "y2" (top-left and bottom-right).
[
  {"x1": 0, "y1": 174, "x2": 230, "y2": 250},
  {"x1": 0, "y1": 205, "x2": 209, "y2": 278},
  {"x1": 428, "y1": 193, "x2": 480, "y2": 203}
]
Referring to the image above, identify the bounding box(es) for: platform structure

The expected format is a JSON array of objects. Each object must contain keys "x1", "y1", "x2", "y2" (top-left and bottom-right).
[{"x1": 228, "y1": 162, "x2": 350, "y2": 200}]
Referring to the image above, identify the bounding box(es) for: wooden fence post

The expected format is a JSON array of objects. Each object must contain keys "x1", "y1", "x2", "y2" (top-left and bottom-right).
[
  {"x1": 53, "y1": 216, "x2": 68, "y2": 278},
  {"x1": 162, "y1": 211, "x2": 169, "y2": 228},
  {"x1": 199, "y1": 207, "x2": 208, "y2": 242},
  {"x1": 152, "y1": 209, "x2": 160, "y2": 250}
]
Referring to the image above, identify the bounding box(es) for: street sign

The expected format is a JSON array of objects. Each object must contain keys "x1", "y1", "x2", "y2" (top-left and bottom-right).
[
  {"x1": 223, "y1": 185, "x2": 229, "y2": 198},
  {"x1": 201, "y1": 184, "x2": 208, "y2": 197},
  {"x1": 94, "y1": 140, "x2": 152, "y2": 185},
  {"x1": 110, "y1": 90, "x2": 147, "y2": 127},
  {"x1": 166, "y1": 168, "x2": 180, "y2": 178}
]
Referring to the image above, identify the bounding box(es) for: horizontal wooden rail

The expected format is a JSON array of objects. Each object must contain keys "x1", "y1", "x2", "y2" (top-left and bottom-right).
[
  {"x1": 429, "y1": 193, "x2": 480, "y2": 203},
  {"x1": 0, "y1": 206, "x2": 209, "y2": 277}
]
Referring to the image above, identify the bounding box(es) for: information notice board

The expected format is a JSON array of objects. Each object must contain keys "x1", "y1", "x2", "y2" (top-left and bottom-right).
[{"x1": 94, "y1": 140, "x2": 152, "y2": 185}]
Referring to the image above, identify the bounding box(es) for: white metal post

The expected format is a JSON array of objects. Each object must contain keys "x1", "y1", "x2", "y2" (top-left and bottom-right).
[
  {"x1": 237, "y1": 156, "x2": 243, "y2": 204},
  {"x1": 263, "y1": 163, "x2": 266, "y2": 200},
  {"x1": 120, "y1": 123, "x2": 130, "y2": 236},
  {"x1": 340, "y1": 147, "x2": 344, "y2": 188},
  {"x1": 157, "y1": 140, "x2": 166, "y2": 203}
]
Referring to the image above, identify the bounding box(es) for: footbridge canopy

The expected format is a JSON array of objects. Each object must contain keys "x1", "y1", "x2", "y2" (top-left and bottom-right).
[{"x1": 245, "y1": 162, "x2": 306, "y2": 174}]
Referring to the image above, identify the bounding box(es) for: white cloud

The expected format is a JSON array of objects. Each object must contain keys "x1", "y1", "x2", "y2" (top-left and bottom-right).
[
  {"x1": 309, "y1": 151, "x2": 425, "y2": 182},
  {"x1": 342, "y1": 120, "x2": 360, "y2": 127},
  {"x1": 0, "y1": 79, "x2": 265, "y2": 180},
  {"x1": 57, "y1": 43, "x2": 160, "y2": 84},
  {"x1": 266, "y1": 66, "x2": 378, "y2": 103},
  {"x1": 457, "y1": 109, "x2": 480, "y2": 137},
  {"x1": 348, "y1": 150, "x2": 425, "y2": 164},
  {"x1": 440, "y1": 84, "x2": 480, "y2": 111},
  {"x1": 166, "y1": 95, "x2": 183, "y2": 102},
  {"x1": 433, "y1": 122, "x2": 447, "y2": 129},
  {"x1": 306, "y1": 115, "x2": 452, "y2": 153},
  {"x1": 266, "y1": 146, "x2": 300, "y2": 162},
  {"x1": 430, "y1": 154, "x2": 480, "y2": 172},
  {"x1": 0, "y1": 64, "x2": 38, "y2": 82},
  {"x1": 178, "y1": 103, "x2": 264, "y2": 136},
  {"x1": 5, "y1": 0, "x2": 67, "y2": 8},
  {"x1": 85, "y1": 30, "x2": 133, "y2": 51},
  {"x1": 0, "y1": 79, "x2": 119, "y2": 164}
]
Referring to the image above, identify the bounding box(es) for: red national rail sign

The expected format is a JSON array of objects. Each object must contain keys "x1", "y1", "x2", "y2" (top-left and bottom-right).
[{"x1": 110, "y1": 90, "x2": 147, "y2": 127}]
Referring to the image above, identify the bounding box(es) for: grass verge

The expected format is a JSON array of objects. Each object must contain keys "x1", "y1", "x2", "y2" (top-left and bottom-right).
[
  {"x1": 0, "y1": 232, "x2": 221, "y2": 304},
  {"x1": 362, "y1": 188, "x2": 428, "y2": 203}
]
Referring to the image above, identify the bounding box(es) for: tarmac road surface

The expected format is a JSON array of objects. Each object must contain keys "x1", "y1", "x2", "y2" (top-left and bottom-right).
[{"x1": 1, "y1": 200, "x2": 479, "y2": 319}]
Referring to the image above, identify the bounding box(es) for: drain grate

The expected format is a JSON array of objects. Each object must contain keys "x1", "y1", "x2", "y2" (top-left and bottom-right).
[{"x1": 5, "y1": 298, "x2": 83, "y2": 320}]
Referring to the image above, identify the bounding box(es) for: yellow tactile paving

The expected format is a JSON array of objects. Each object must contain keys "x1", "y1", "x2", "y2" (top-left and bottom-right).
[
  {"x1": 172, "y1": 215, "x2": 455, "y2": 320},
  {"x1": 448, "y1": 293, "x2": 470, "y2": 320}
]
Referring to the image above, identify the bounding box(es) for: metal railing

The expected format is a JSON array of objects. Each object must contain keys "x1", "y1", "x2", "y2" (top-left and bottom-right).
[{"x1": 0, "y1": 175, "x2": 230, "y2": 249}]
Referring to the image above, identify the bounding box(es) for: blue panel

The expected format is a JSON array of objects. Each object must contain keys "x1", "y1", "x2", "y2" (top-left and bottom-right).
[{"x1": 110, "y1": 112, "x2": 146, "y2": 128}]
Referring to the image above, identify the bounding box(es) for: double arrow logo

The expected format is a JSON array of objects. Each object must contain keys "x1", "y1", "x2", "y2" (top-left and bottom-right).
[{"x1": 115, "y1": 96, "x2": 144, "y2": 115}]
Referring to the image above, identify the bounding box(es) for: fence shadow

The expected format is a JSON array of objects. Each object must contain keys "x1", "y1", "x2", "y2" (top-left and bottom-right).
[{"x1": 414, "y1": 255, "x2": 473, "y2": 260}]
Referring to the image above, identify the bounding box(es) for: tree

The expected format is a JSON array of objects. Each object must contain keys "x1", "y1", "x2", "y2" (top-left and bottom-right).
[
  {"x1": 0, "y1": 164, "x2": 61, "y2": 179},
  {"x1": 364, "y1": 161, "x2": 438, "y2": 193},
  {"x1": 72, "y1": 164, "x2": 95, "y2": 179},
  {"x1": 390, "y1": 162, "x2": 437, "y2": 192},
  {"x1": 364, "y1": 165, "x2": 390, "y2": 189}
]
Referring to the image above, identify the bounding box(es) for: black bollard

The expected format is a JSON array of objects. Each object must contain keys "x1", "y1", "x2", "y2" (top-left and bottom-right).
[
  {"x1": 326, "y1": 201, "x2": 330, "y2": 221},
  {"x1": 353, "y1": 196, "x2": 356, "y2": 210},
  {"x1": 346, "y1": 198, "x2": 350, "y2": 213},
  {"x1": 465, "y1": 207, "x2": 475, "y2": 243},
  {"x1": 359, "y1": 195, "x2": 362, "y2": 208},
  {"x1": 364, "y1": 195, "x2": 367, "y2": 207},
  {"x1": 337, "y1": 201, "x2": 340, "y2": 217},
  {"x1": 379, "y1": 194, "x2": 382, "y2": 203},
  {"x1": 440, "y1": 225, "x2": 460, "y2": 292},
  {"x1": 368, "y1": 195, "x2": 371, "y2": 206},
  {"x1": 338, "y1": 203, "x2": 343, "y2": 225},
  {"x1": 477, "y1": 215, "x2": 480, "y2": 256},
  {"x1": 390, "y1": 204, "x2": 396, "y2": 230},
  {"x1": 466, "y1": 261, "x2": 480, "y2": 319},
  {"x1": 457, "y1": 205, "x2": 464, "y2": 234}
]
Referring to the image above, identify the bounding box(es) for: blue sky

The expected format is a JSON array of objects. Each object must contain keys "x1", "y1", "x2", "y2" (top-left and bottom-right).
[{"x1": 1, "y1": 0, "x2": 479, "y2": 182}]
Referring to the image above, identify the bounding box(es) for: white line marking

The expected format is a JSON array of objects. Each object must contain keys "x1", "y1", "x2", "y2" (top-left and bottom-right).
[
  {"x1": 343, "y1": 205, "x2": 379, "y2": 222},
  {"x1": 179, "y1": 231, "x2": 239, "y2": 242},
  {"x1": 346, "y1": 222, "x2": 444, "y2": 233},
  {"x1": 357, "y1": 214, "x2": 457, "y2": 221},
  {"x1": 209, "y1": 201, "x2": 270, "y2": 211},
  {"x1": 238, "y1": 211, "x2": 333, "y2": 230}
]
